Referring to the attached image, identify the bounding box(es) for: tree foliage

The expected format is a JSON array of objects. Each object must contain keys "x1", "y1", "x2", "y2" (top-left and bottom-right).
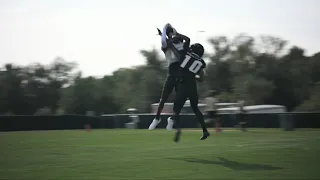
[{"x1": 1, "y1": 33, "x2": 320, "y2": 115}]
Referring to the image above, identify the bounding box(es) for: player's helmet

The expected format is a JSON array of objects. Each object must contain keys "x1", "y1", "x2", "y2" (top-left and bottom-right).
[{"x1": 190, "y1": 43, "x2": 204, "y2": 57}]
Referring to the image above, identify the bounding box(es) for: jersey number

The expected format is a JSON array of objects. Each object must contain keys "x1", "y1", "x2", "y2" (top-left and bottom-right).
[{"x1": 180, "y1": 55, "x2": 203, "y2": 73}]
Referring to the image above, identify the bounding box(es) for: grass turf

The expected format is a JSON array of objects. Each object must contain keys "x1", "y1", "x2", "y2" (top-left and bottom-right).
[{"x1": 0, "y1": 128, "x2": 319, "y2": 180}]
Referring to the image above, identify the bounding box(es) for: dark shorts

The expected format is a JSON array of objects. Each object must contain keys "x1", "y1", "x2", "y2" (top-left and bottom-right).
[
  {"x1": 168, "y1": 62, "x2": 180, "y2": 75},
  {"x1": 160, "y1": 74, "x2": 178, "y2": 101},
  {"x1": 160, "y1": 62, "x2": 180, "y2": 101}
]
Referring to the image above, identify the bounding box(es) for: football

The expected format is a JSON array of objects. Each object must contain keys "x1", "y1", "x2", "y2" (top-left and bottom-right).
[{"x1": 166, "y1": 26, "x2": 174, "y2": 35}]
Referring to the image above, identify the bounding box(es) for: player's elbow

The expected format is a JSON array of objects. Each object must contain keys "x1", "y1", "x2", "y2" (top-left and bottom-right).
[
  {"x1": 185, "y1": 36, "x2": 190, "y2": 43},
  {"x1": 181, "y1": 34, "x2": 190, "y2": 44}
]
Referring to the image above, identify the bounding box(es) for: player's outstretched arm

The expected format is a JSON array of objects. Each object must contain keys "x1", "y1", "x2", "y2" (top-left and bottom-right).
[
  {"x1": 161, "y1": 23, "x2": 172, "y2": 48},
  {"x1": 175, "y1": 33, "x2": 190, "y2": 50}
]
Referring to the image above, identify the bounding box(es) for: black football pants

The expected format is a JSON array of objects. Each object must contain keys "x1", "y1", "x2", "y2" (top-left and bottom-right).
[{"x1": 172, "y1": 81, "x2": 207, "y2": 132}]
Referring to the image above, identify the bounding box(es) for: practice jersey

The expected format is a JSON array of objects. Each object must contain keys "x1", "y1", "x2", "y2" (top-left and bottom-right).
[
  {"x1": 163, "y1": 48, "x2": 179, "y2": 67},
  {"x1": 161, "y1": 24, "x2": 184, "y2": 69},
  {"x1": 162, "y1": 40, "x2": 186, "y2": 75},
  {"x1": 162, "y1": 41, "x2": 184, "y2": 67},
  {"x1": 178, "y1": 52, "x2": 206, "y2": 82}
]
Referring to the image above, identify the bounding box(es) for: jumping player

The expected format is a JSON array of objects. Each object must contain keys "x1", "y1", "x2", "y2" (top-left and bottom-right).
[
  {"x1": 166, "y1": 42, "x2": 210, "y2": 142},
  {"x1": 148, "y1": 23, "x2": 190, "y2": 130}
]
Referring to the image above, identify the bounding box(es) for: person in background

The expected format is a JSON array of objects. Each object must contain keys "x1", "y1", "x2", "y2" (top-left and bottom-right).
[
  {"x1": 237, "y1": 100, "x2": 247, "y2": 132},
  {"x1": 204, "y1": 90, "x2": 218, "y2": 130}
]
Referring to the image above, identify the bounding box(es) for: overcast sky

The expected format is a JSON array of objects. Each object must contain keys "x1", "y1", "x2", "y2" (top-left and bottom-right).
[{"x1": 1, "y1": 0, "x2": 319, "y2": 77}]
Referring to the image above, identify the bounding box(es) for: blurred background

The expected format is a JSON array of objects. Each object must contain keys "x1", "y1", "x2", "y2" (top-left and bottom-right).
[
  {"x1": 1, "y1": 1, "x2": 320, "y2": 179},
  {"x1": 1, "y1": 0, "x2": 320, "y2": 115}
]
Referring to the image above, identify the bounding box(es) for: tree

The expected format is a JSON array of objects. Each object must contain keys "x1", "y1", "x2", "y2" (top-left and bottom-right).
[
  {"x1": 0, "y1": 64, "x2": 26, "y2": 114},
  {"x1": 140, "y1": 48, "x2": 166, "y2": 74},
  {"x1": 310, "y1": 52, "x2": 320, "y2": 83},
  {"x1": 2, "y1": 32, "x2": 320, "y2": 114},
  {"x1": 296, "y1": 83, "x2": 320, "y2": 111},
  {"x1": 206, "y1": 36, "x2": 233, "y2": 93}
]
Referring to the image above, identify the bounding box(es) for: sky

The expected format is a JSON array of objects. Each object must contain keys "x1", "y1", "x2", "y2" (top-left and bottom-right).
[{"x1": 1, "y1": 0, "x2": 319, "y2": 77}]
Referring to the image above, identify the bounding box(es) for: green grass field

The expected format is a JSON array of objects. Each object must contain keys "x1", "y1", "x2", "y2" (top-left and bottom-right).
[{"x1": 1, "y1": 128, "x2": 320, "y2": 180}]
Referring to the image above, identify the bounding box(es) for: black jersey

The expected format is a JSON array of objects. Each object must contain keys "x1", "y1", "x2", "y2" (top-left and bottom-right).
[{"x1": 178, "y1": 52, "x2": 206, "y2": 82}]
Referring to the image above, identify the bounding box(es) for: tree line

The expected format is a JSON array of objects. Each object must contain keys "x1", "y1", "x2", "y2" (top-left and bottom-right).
[{"x1": 1, "y1": 33, "x2": 320, "y2": 115}]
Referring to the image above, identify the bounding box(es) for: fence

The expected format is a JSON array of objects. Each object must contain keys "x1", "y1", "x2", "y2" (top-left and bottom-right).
[{"x1": 0, "y1": 113, "x2": 319, "y2": 132}]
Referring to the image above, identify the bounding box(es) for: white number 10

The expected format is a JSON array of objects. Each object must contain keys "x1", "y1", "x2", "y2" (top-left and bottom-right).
[{"x1": 180, "y1": 55, "x2": 203, "y2": 73}]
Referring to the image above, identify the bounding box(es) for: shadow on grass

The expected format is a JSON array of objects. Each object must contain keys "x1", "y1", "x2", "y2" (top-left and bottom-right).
[{"x1": 168, "y1": 157, "x2": 282, "y2": 171}]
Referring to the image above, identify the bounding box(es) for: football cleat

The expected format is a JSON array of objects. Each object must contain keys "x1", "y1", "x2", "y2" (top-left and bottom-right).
[
  {"x1": 200, "y1": 131, "x2": 210, "y2": 140},
  {"x1": 166, "y1": 117, "x2": 174, "y2": 131},
  {"x1": 148, "y1": 118, "x2": 161, "y2": 130}
]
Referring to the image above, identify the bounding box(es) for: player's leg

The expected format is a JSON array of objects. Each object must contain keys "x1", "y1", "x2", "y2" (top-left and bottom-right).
[
  {"x1": 189, "y1": 89, "x2": 210, "y2": 140},
  {"x1": 166, "y1": 76, "x2": 181, "y2": 131},
  {"x1": 156, "y1": 75, "x2": 175, "y2": 119},
  {"x1": 149, "y1": 75, "x2": 175, "y2": 130},
  {"x1": 171, "y1": 86, "x2": 187, "y2": 142}
]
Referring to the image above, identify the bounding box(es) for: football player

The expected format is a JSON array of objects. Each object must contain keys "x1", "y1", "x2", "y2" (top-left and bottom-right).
[
  {"x1": 148, "y1": 23, "x2": 190, "y2": 131},
  {"x1": 166, "y1": 41, "x2": 210, "y2": 142}
]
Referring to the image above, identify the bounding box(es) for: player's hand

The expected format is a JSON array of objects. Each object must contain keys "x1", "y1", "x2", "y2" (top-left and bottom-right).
[
  {"x1": 164, "y1": 23, "x2": 172, "y2": 31},
  {"x1": 165, "y1": 23, "x2": 172, "y2": 28},
  {"x1": 157, "y1": 28, "x2": 162, "y2": 36},
  {"x1": 195, "y1": 75, "x2": 202, "y2": 82},
  {"x1": 196, "y1": 70, "x2": 205, "y2": 82}
]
